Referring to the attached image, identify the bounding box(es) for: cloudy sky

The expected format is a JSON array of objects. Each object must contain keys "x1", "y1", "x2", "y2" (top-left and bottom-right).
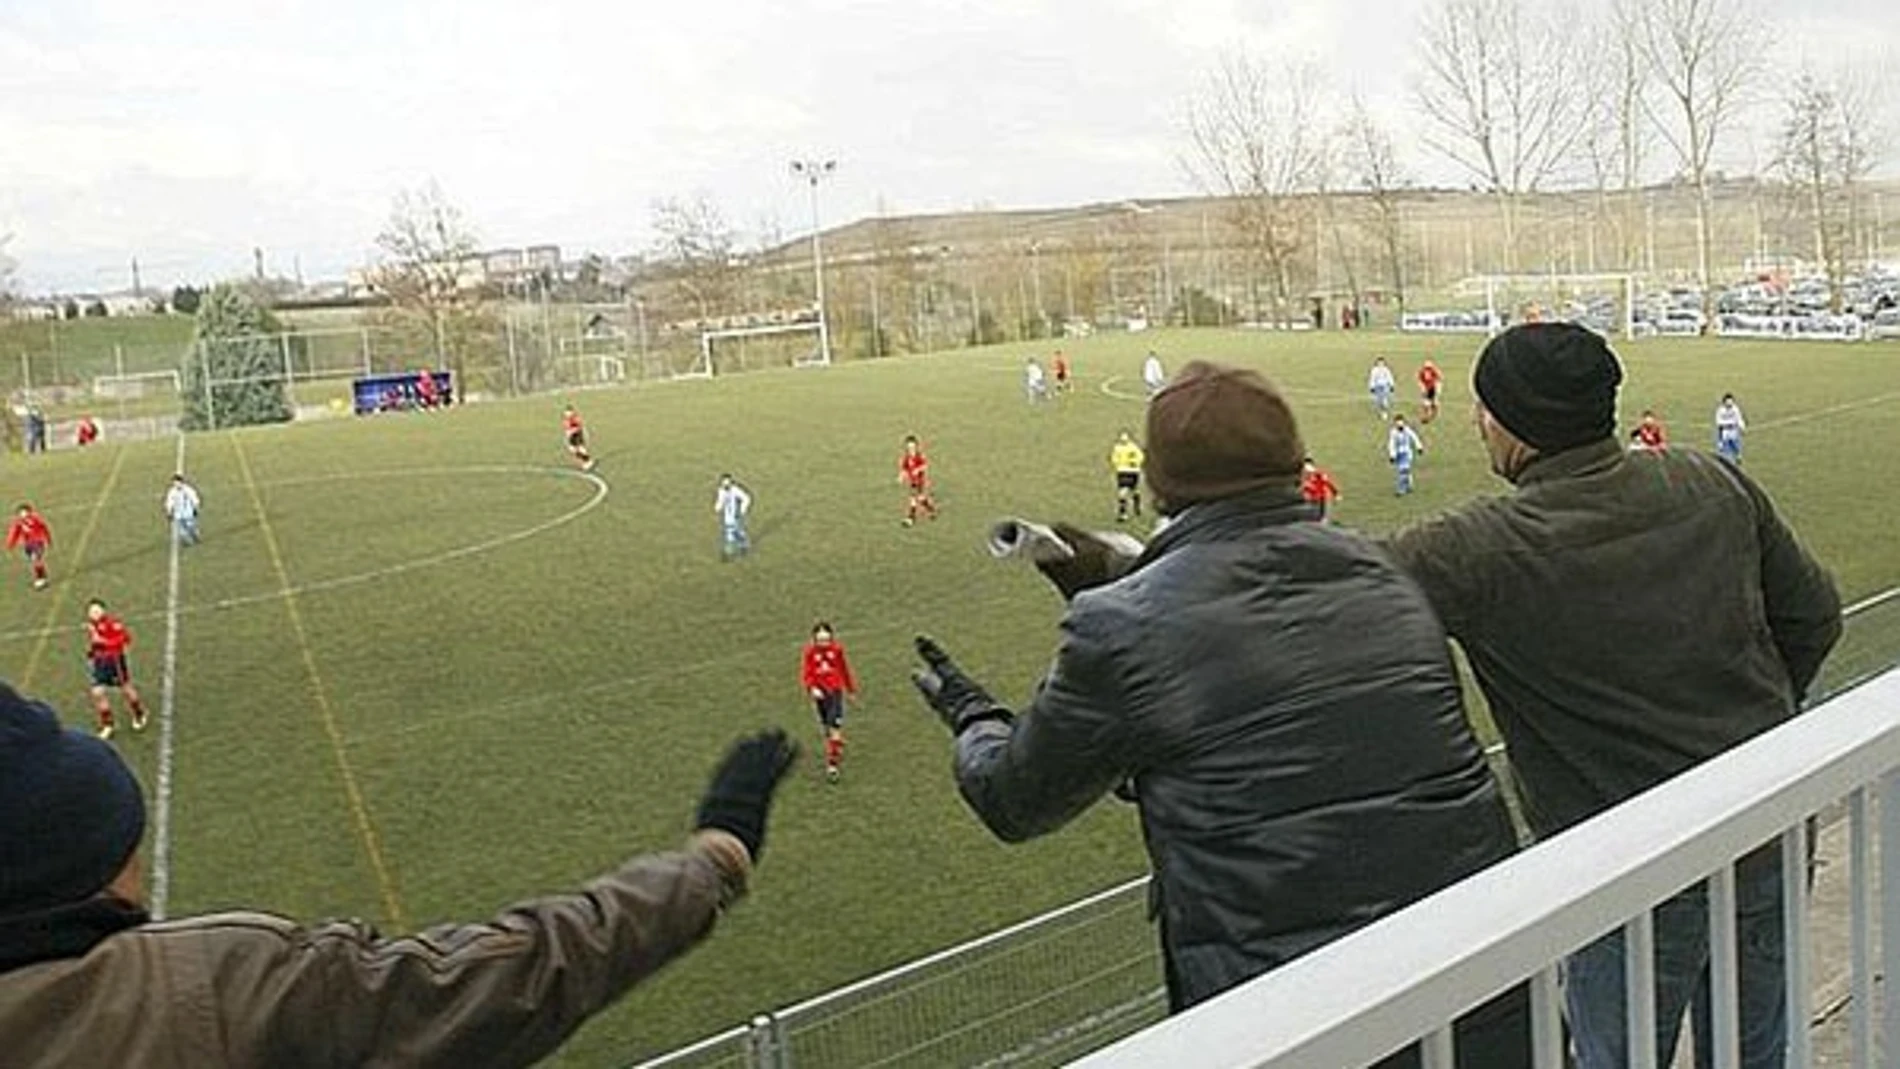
[{"x1": 2, "y1": 0, "x2": 1893, "y2": 293}]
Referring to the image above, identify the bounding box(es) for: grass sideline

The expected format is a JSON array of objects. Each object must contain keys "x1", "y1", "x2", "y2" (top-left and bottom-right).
[{"x1": 0, "y1": 328, "x2": 1896, "y2": 1066}]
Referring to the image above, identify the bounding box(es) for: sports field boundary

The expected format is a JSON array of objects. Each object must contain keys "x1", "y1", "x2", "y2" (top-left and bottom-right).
[
  {"x1": 231, "y1": 431, "x2": 408, "y2": 930},
  {"x1": 150, "y1": 432, "x2": 186, "y2": 920}
]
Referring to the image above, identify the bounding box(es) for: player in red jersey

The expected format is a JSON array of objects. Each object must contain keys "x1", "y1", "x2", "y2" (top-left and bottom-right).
[
  {"x1": 801, "y1": 621, "x2": 858, "y2": 783},
  {"x1": 1417, "y1": 360, "x2": 1443, "y2": 423},
  {"x1": 415, "y1": 367, "x2": 440, "y2": 410},
  {"x1": 7, "y1": 503, "x2": 52, "y2": 590},
  {"x1": 561, "y1": 405, "x2": 596, "y2": 471},
  {"x1": 1052, "y1": 351, "x2": 1072, "y2": 394},
  {"x1": 76, "y1": 415, "x2": 100, "y2": 446},
  {"x1": 85, "y1": 599, "x2": 147, "y2": 739},
  {"x1": 1634, "y1": 409, "x2": 1668, "y2": 451},
  {"x1": 1301, "y1": 456, "x2": 1341, "y2": 520},
  {"x1": 897, "y1": 435, "x2": 938, "y2": 527}
]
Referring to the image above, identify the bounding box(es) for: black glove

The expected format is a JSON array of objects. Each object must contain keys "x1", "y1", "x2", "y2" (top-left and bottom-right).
[
  {"x1": 911, "y1": 636, "x2": 1014, "y2": 735},
  {"x1": 1034, "y1": 523, "x2": 1144, "y2": 601},
  {"x1": 695, "y1": 730, "x2": 798, "y2": 861}
]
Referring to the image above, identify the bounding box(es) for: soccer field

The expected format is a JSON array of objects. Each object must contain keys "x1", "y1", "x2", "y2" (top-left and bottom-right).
[{"x1": 3, "y1": 328, "x2": 1897, "y2": 1066}]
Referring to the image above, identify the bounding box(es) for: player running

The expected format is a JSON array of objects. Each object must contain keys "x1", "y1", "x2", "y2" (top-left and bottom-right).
[
  {"x1": 1634, "y1": 409, "x2": 1669, "y2": 451},
  {"x1": 1023, "y1": 358, "x2": 1049, "y2": 405},
  {"x1": 1052, "y1": 351, "x2": 1072, "y2": 394},
  {"x1": 714, "y1": 474, "x2": 752, "y2": 560},
  {"x1": 1301, "y1": 456, "x2": 1341, "y2": 519},
  {"x1": 1714, "y1": 393, "x2": 1746, "y2": 464},
  {"x1": 898, "y1": 435, "x2": 938, "y2": 527},
  {"x1": 164, "y1": 473, "x2": 202, "y2": 546},
  {"x1": 561, "y1": 405, "x2": 596, "y2": 471},
  {"x1": 1418, "y1": 359, "x2": 1443, "y2": 423},
  {"x1": 1368, "y1": 357, "x2": 1397, "y2": 418},
  {"x1": 1387, "y1": 414, "x2": 1425, "y2": 496},
  {"x1": 7, "y1": 503, "x2": 52, "y2": 590},
  {"x1": 1110, "y1": 431, "x2": 1145, "y2": 523},
  {"x1": 800, "y1": 621, "x2": 859, "y2": 784},
  {"x1": 86, "y1": 599, "x2": 147, "y2": 740},
  {"x1": 1142, "y1": 351, "x2": 1167, "y2": 395}
]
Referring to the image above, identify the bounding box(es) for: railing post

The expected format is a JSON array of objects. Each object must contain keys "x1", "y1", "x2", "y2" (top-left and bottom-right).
[
  {"x1": 1707, "y1": 864, "x2": 1741, "y2": 1069},
  {"x1": 1784, "y1": 822, "x2": 1814, "y2": 1069},
  {"x1": 1626, "y1": 912, "x2": 1658, "y2": 1069},
  {"x1": 1880, "y1": 772, "x2": 1900, "y2": 1069},
  {"x1": 746, "y1": 1013, "x2": 790, "y2": 1069},
  {"x1": 1852, "y1": 789, "x2": 1876, "y2": 1069},
  {"x1": 1419, "y1": 1026, "x2": 1455, "y2": 1069},
  {"x1": 1529, "y1": 966, "x2": 1565, "y2": 1069}
]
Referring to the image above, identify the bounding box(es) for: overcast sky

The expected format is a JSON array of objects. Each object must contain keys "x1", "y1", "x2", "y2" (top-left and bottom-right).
[{"x1": 2, "y1": 0, "x2": 1893, "y2": 293}]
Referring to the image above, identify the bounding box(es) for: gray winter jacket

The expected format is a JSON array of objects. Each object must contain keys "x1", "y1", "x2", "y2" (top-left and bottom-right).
[{"x1": 954, "y1": 487, "x2": 1519, "y2": 1010}]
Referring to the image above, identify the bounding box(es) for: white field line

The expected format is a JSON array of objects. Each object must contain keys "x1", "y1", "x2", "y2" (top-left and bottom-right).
[
  {"x1": 1097, "y1": 374, "x2": 1362, "y2": 407},
  {"x1": 1752, "y1": 392, "x2": 1900, "y2": 433},
  {"x1": 0, "y1": 465, "x2": 609, "y2": 647},
  {"x1": 151, "y1": 432, "x2": 186, "y2": 920}
]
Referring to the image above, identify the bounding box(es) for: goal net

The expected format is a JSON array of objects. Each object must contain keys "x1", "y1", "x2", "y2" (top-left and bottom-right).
[
  {"x1": 1405, "y1": 274, "x2": 1640, "y2": 340},
  {"x1": 693, "y1": 321, "x2": 827, "y2": 379}
]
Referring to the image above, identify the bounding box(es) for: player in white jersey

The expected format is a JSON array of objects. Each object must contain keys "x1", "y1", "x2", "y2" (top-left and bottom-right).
[
  {"x1": 1386, "y1": 414, "x2": 1425, "y2": 495},
  {"x1": 1714, "y1": 393, "x2": 1747, "y2": 464},
  {"x1": 1142, "y1": 352, "x2": 1168, "y2": 394},
  {"x1": 163, "y1": 473, "x2": 202, "y2": 546},
  {"x1": 1368, "y1": 357, "x2": 1397, "y2": 418},
  {"x1": 714, "y1": 474, "x2": 753, "y2": 561}
]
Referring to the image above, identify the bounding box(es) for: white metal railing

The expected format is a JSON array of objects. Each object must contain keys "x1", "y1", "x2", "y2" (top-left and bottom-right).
[{"x1": 1075, "y1": 667, "x2": 1900, "y2": 1069}]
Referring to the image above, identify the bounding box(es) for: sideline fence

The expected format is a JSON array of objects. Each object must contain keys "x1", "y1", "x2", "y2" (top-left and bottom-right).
[{"x1": 633, "y1": 589, "x2": 1900, "y2": 1069}]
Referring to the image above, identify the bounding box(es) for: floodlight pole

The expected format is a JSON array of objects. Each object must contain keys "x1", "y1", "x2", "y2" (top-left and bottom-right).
[{"x1": 791, "y1": 158, "x2": 837, "y2": 366}]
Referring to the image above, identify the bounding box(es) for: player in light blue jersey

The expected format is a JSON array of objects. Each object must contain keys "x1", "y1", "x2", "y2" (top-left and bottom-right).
[
  {"x1": 1368, "y1": 357, "x2": 1396, "y2": 418},
  {"x1": 714, "y1": 474, "x2": 752, "y2": 561},
  {"x1": 1714, "y1": 393, "x2": 1746, "y2": 464},
  {"x1": 1387, "y1": 414, "x2": 1425, "y2": 496},
  {"x1": 163, "y1": 474, "x2": 202, "y2": 546}
]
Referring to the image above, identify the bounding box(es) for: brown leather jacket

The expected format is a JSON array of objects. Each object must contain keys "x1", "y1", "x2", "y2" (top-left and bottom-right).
[{"x1": 0, "y1": 836, "x2": 747, "y2": 1068}]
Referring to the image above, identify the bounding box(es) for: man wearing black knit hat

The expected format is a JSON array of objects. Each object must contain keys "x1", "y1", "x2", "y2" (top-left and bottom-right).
[
  {"x1": 912, "y1": 361, "x2": 1530, "y2": 1066},
  {"x1": 1387, "y1": 322, "x2": 1842, "y2": 1069},
  {"x1": 0, "y1": 682, "x2": 798, "y2": 1068}
]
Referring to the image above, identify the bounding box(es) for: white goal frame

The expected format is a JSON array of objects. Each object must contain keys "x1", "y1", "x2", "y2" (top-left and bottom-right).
[
  {"x1": 93, "y1": 369, "x2": 184, "y2": 399},
  {"x1": 695, "y1": 321, "x2": 827, "y2": 379}
]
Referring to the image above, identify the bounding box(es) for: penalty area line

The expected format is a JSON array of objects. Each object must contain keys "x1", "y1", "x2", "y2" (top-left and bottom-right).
[
  {"x1": 150, "y1": 432, "x2": 186, "y2": 920},
  {"x1": 232, "y1": 432, "x2": 408, "y2": 931}
]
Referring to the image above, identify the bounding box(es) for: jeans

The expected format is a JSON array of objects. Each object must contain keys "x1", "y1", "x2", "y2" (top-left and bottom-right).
[{"x1": 1566, "y1": 848, "x2": 1787, "y2": 1069}]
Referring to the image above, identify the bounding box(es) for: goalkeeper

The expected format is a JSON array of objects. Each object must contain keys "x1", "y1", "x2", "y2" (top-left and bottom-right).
[{"x1": 910, "y1": 361, "x2": 1528, "y2": 1063}]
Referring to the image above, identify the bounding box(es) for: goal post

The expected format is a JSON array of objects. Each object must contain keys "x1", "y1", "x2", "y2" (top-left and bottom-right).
[
  {"x1": 696, "y1": 321, "x2": 827, "y2": 378},
  {"x1": 1459, "y1": 273, "x2": 1642, "y2": 340}
]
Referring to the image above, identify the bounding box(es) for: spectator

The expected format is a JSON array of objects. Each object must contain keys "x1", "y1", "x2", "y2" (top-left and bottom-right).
[
  {"x1": 25, "y1": 409, "x2": 45, "y2": 455},
  {"x1": 1385, "y1": 322, "x2": 1841, "y2": 1069},
  {"x1": 911, "y1": 361, "x2": 1527, "y2": 1065},
  {"x1": 0, "y1": 685, "x2": 797, "y2": 1068}
]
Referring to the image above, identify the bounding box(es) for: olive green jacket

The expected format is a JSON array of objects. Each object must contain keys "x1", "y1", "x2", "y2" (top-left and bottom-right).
[
  {"x1": 1386, "y1": 440, "x2": 1841, "y2": 837},
  {"x1": 0, "y1": 838, "x2": 746, "y2": 1068}
]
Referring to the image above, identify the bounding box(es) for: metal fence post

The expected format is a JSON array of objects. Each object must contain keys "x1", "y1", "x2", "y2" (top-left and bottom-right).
[
  {"x1": 745, "y1": 1014, "x2": 790, "y2": 1069},
  {"x1": 199, "y1": 342, "x2": 218, "y2": 432}
]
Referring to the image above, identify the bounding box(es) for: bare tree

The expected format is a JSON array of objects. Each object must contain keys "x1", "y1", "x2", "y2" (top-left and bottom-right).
[
  {"x1": 374, "y1": 183, "x2": 486, "y2": 399},
  {"x1": 1634, "y1": 0, "x2": 1762, "y2": 323},
  {"x1": 1341, "y1": 98, "x2": 1412, "y2": 318},
  {"x1": 1576, "y1": 1, "x2": 1654, "y2": 271},
  {"x1": 1183, "y1": 53, "x2": 1327, "y2": 326},
  {"x1": 1412, "y1": 0, "x2": 1583, "y2": 273},
  {"x1": 649, "y1": 195, "x2": 739, "y2": 323},
  {"x1": 1773, "y1": 66, "x2": 1888, "y2": 310}
]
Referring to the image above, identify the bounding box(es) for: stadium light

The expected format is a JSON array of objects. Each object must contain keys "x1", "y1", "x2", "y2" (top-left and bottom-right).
[{"x1": 790, "y1": 158, "x2": 839, "y2": 366}]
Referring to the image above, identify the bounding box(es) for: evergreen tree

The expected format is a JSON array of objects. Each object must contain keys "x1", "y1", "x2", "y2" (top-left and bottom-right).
[{"x1": 180, "y1": 284, "x2": 293, "y2": 430}]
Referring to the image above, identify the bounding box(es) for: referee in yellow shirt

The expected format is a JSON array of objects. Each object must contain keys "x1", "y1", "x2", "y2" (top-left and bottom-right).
[{"x1": 1110, "y1": 431, "x2": 1145, "y2": 523}]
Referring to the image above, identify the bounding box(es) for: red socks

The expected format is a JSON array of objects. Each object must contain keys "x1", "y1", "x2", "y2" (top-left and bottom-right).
[{"x1": 824, "y1": 736, "x2": 843, "y2": 769}]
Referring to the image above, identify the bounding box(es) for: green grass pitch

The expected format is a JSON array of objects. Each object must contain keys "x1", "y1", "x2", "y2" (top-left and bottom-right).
[{"x1": 1, "y1": 328, "x2": 1897, "y2": 1066}]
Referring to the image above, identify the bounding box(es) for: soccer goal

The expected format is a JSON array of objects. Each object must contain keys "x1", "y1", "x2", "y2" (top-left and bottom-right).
[
  {"x1": 1446, "y1": 273, "x2": 1642, "y2": 340},
  {"x1": 551, "y1": 354, "x2": 628, "y2": 388},
  {"x1": 693, "y1": 321, "x2": 828, "y2": 379}
]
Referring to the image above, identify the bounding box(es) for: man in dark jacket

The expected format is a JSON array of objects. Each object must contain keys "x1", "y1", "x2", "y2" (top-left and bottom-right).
[
  {"x1": 1385, "y1": 323, "x2": 1841, "y2": 1069},
  {"x1": 913, "y1": 361, "x2": 1528, "y2": 1065},
  {"x1": 0, "y1": 683, "x2": 797, "y2": 1068}
]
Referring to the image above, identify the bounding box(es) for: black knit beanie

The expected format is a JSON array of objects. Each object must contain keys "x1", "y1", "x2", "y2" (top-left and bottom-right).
[
  {"x1": 1473, "y1": 323, "x2": 1625, "y2": 454},
  {"x1": 0, "y1": 684, "x2": 146, "y2": 914}
]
